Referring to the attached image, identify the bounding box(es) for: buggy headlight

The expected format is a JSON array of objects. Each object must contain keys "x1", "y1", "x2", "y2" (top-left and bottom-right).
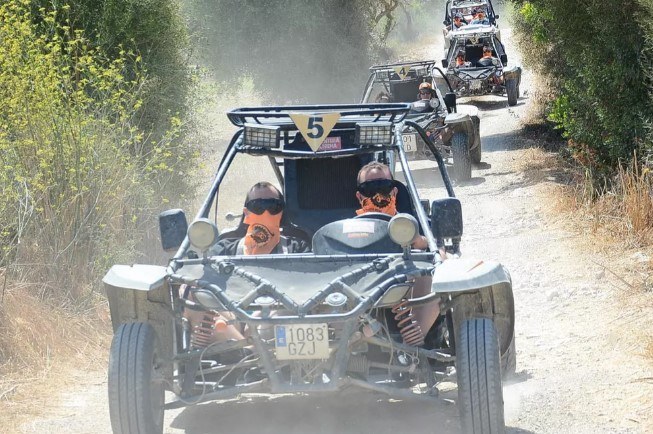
[
  {"x1": 243, "y1": 123, "x2": 280, "y2": 148},
  {"x1": 375, "y1": 283, "x2": 412, "y2": 307},
  {"x1": 388, "y1": 213, "x2": 418, "y2": 247},
  {"x1": 355, "y1": 122, "x2": 393, "y2": 146},
  {"x1": 187, "y1": 218, "x2": 219, "y2": 251}
]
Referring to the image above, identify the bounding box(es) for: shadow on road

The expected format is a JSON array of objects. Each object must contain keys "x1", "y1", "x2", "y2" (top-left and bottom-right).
[{"x1": 168, "y1": 391, "x2": 462, "y2": 434}]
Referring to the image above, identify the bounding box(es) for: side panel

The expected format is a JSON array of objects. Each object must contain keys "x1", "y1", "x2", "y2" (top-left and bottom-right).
[
  {"x1": 451, "y1": 281, "x2": 515, "y2": 356},
  {"x1": 106, "y1": 283, "x2": 176, "y2": 382}
]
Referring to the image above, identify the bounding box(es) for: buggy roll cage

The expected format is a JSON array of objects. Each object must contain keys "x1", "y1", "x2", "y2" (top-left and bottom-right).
[
  {"x1": 171, "y1": 104, "x2": 456, "y2": 262},
  {"x1": 444, "y1": 0, "x2": 498, "y2": 26},
  {"x1": 227, "y1": 103, "x2": 410, "y2": 127},
  {"x1": 360, "y1": 61, "x2": 455, "y2": 105},
  {"x1": 445, "y1": 30, "x2": 507, "y2": 67}
]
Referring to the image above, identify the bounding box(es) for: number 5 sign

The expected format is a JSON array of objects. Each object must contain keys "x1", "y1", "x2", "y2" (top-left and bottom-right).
[{"x1": 290, "y1": 112, "x2": 341, "y2": 151}]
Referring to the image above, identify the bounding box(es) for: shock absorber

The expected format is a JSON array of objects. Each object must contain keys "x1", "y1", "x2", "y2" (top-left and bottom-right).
[
  {"x1": 189, "y1": 312, "x2": 228, "y2": 349},
  {"x1": 190, "y1": 313, "x2": 217, "y2": 349},
  {"x1": 391, "y1": 299, "x2": 424, "y2": 346}
]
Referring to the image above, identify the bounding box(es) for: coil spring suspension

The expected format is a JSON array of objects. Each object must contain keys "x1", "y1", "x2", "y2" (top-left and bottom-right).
[
  {"x1": 190, "y1": 313, "x2": 218, "y2": 349},
  {"x1": 391, "y1": 299, "x2": 424, "y2": 346}
]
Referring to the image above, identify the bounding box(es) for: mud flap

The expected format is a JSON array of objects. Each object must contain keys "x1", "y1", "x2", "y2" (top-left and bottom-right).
[
  {"x1": 450, "y1": 281, "x2": 515, "y2": 359},
  {"x1": 104, "y1": 265, "x2": 176, "y2": 383}
]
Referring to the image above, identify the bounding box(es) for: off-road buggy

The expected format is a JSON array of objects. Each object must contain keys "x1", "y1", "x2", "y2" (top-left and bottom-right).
[
  {"x1": 360, "y1": 60, "x2": 481, "y2": 181},
  {"x1": 442, "y1": 0, "x2": 522, "y2": 106},
  {"x1": 103, "y1": 104, "x2": 515, "y2": 434}
]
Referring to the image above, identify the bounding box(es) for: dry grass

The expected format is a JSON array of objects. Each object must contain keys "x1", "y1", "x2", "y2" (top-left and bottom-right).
[
  {"x1": 553, "y1": 157, "x2": 653, "y2": 252},
  {"x1": 522, "y1": 146, "x2": 653, "y2": 373},
  {"x1": 0, "y1": 277, "x2": 110, "y2": 424}
]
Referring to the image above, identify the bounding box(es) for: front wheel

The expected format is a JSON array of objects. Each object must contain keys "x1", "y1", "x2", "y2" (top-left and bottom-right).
[
  {"x1": 506, "y1": 78, "x2": 518, "y2": 106},
  {"x1": 456, "y1": 318, "x2": 505, "y2": 434},
  {"x1": 451, "y1": 131, "x2": 472, "y2": 181},
  {"x1": 109, "y1": 322, "x2": 165, "y2": 434}
]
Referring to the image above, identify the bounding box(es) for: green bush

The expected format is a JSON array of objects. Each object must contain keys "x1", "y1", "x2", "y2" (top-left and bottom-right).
[
  {"x1": 0, "y1": 0, "x2": 195, "y2": 305},
  {"x1": 31, "y1": 0, "x2": 191, "y2": 143},
  {"x1": 510, "y1": 0, "x2": 653, "y2": 173}
]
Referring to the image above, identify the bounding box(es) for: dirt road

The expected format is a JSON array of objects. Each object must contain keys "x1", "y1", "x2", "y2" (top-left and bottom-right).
[{"x1": 17, "y1": 25, "x2": 653, "y2": 434}]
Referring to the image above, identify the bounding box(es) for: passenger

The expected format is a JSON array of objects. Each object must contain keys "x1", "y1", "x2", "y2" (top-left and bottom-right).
[
  {"x1": 471, "y1": 9, "x2": 490, "y2": 25},
  {"x1": 447, "y1": 12, "x2": 467, "y2": 31},
  {"x1": 183, "y1": 182, "x2": 309, "y2": 352},
  {"x1": 355, "y1": 162, "x2": 439, "y2": 341},
  {"x1": 212, "y1": 181, "x2": 310, "y2": 255},
  {"x1": 453, "y1": 12, "x2": 467, "y2": 28},
  {"x1": 374, "y1": 91, "x2": 391, "y2": 103},
  {"x1": 455, "y1": 51, "x2": 471, "y2": 68},
  {"x1": 477, "y1": 45, "x2": 499, "y2": 67}
]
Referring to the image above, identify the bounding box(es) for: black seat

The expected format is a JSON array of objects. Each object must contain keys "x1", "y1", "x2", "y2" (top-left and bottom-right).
[
  {"x1": 283, "y1": 133, "x2": 373, "y2": 236},
  {"x1": 465, "y1": 45, "x2": 483, "y2": 66},
  {"x1": 389, "y1": 78, "x2": 420, "y2": 103}
]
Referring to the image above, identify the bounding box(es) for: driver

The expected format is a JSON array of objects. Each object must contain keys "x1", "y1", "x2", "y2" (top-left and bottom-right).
[
  {"x1": 417, "y1": 81, "x2": 436, "y2": 101},
  {"x1": 455, "y1": 51, "x2": 471, "y2": 68},
  {"x1": 355, "y1": 162, "x2": 439, "y2": 341}
]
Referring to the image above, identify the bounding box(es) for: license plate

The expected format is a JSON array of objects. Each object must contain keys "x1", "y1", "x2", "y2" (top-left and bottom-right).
[
  {"x1": 275, "y1": 323, "x2": 329, "y2": 360},
  {"x1": 401, "y1": 134, "x2": 417, "y2": 152},
  {"x1": 470, "y1": 80, "x2": 482, "y2": 91}
]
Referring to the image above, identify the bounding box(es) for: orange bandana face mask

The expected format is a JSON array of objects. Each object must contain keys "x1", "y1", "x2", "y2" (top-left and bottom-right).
[
  {"x1": 243, "y1": 211, "x2": 282, "y2": 255},
  {"x1": 356, "y1": 193, "x2": 397, "y2": 216}
]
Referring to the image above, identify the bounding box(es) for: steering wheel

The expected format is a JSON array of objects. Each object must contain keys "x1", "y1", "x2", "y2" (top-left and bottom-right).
[{"x1": 353, "y1": 212, "x2": 393, "y2": 222}]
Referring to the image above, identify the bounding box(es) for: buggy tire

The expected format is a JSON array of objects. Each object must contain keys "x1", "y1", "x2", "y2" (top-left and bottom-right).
[
  {"x1": 501, "y1": 334, "x2": 516, "y2": 379},
  {"x1": 457, "y1": 318, "x2": 505, "y2": 434},
  {"x1": 451, "y1": 132, "x2": 472, "y2": 181},
  {"x1": 109, "y1": 322, "x2": 165, "y2": 434},
  {"x1": 506, "y1": 79, "x2": 518, "y2": 106}
]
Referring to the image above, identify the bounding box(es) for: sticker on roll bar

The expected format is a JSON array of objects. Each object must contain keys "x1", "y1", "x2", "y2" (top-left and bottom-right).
[
  {"x1": 290, "y1": 112, "x2": 341, "y2": 152},
  {"x1": 393, "y1": 65, "x2": 411, "y2": 80}
]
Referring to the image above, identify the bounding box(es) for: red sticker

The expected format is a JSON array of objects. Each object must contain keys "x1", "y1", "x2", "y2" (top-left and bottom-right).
[{"x1": 317, "y1": 136, "x2": 342, "y2": 151}]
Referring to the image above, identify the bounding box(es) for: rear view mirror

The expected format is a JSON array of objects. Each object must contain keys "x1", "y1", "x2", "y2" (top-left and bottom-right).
[
  {"x1": 500, "y1": 54, "x2": 508, "y2": 66},
  {"x1": 444, "y1": 92, "x2": 457, "y2": 113},
  {"x1": 441, "y1": 59, "x2": 449, "y2": 68},
  {"x1": 431, "y1": 198, "x2": 463, "y2": 243},
  {"x1": 159, "y1": 209, "x2": 188, "y2": 252},
  {"x1": 495, "y1": 14, "x2": 500, "y2": 20}
]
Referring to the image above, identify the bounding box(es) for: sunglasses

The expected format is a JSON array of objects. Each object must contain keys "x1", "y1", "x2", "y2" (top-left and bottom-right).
[
  {"x1": 357, "y1": 179, "x2": 395, "y2": 197},
  {"x1": 419, "y1": 90, "x2": 431, "y2": 94},
  {"x1": 245, "y1": 198, "x2": 284, "y2": 215}
]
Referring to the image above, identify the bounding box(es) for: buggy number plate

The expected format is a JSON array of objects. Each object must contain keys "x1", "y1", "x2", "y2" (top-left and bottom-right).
[
  {"x1": 275, "y1": 323, "x2": 329, "y2": 360},
  {"x1": 401, "y1": 134, "x2": 417, "y2": 152},
  {"x1": 470, "y1": 80, "x2": 482, "y2": 91}
]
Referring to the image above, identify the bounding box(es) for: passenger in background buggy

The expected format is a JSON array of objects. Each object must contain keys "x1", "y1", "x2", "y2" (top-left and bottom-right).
[
  {"x1": 455, "y1": 51, "x2": 472, "y2": 68},
  {"x1": 471, "y1": 8, "x2": 490, "y2": 25},
  {"x1": 212, "y1": 182, "x2": 309, "y2": 256},
  {"x1": 417, "y1": 81, "x2": 436, "y2": 101}
]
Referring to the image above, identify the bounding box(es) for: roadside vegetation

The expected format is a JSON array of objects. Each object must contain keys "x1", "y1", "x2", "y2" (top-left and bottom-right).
[
  {"x1": 510, "y1": 0, "x2": 653, "y2": 259},
  {"x1": 509, "y1": 0, "x2": 653, "y2": 366},
  {"x1": 0, "y1": 0, "x2": 195, "y2": 382}
]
